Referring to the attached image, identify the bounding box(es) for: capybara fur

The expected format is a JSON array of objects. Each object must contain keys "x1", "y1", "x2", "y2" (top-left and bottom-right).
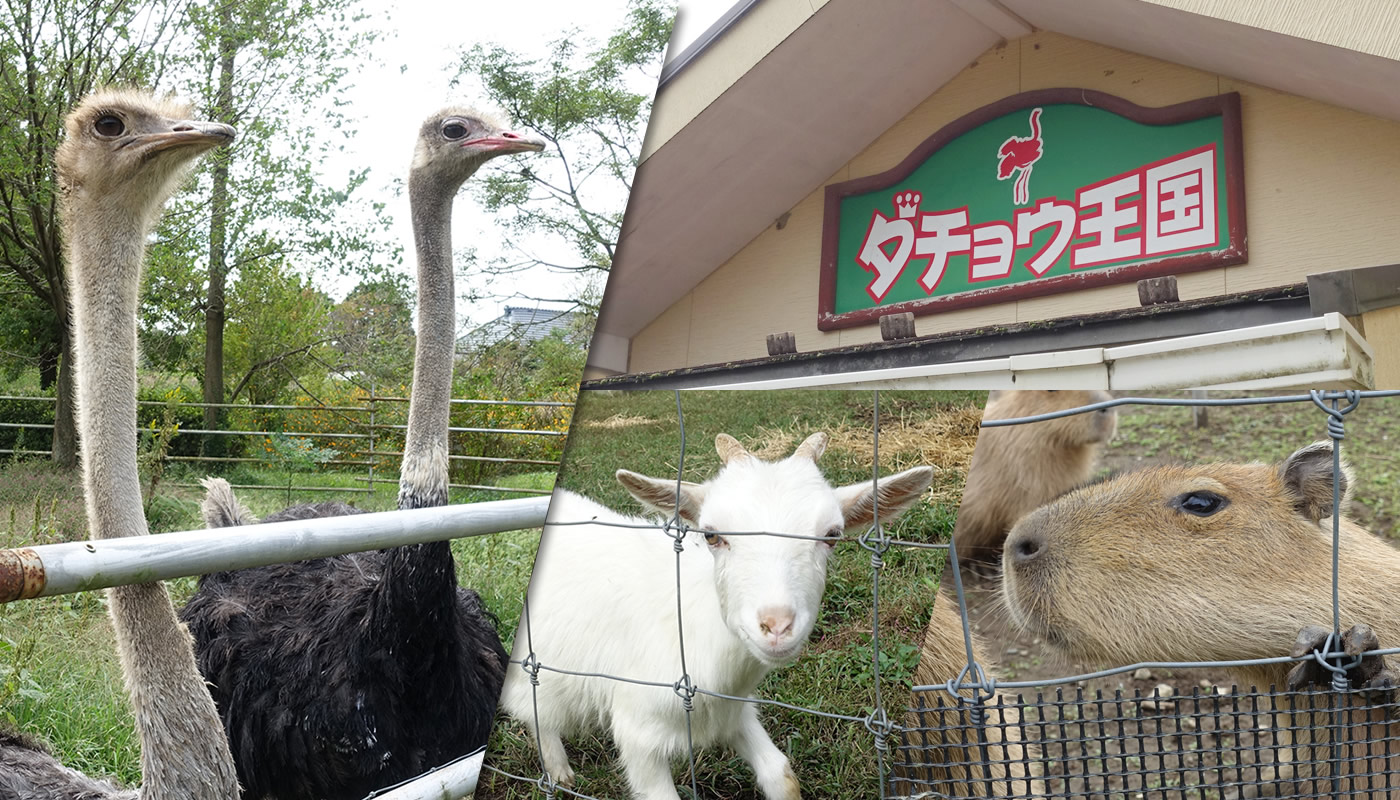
[
  {"x1": 894, "y1": 589, "x2": 1041, "y2": 798},
  {"x1": 953, "y1": 390, "x2": 1116, "y2": 567},
  {"x1": 1002, "y1": 441, "x2": 1399, "y2": 796}
]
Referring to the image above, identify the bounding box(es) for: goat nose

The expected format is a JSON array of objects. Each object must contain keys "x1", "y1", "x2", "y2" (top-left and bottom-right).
[{"x1": 758, "y1": 606, "x2": 796, "y2": 639}]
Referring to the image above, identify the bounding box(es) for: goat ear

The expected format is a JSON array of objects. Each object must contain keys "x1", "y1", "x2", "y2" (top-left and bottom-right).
[
  {"x1": 715, "y1": 433, "x2": 753, "y2": 465},
  {"x1": 1279, "y1": 441, "x2": 1352, "y2": 523},
  {"x1": 834, "y1": 466, "x2": 934, "y2": 530},
  {"x1": 616, "y1": 469, "x2": 707, "y2": 525},
  {"x1": 791, "y1": 432, "x2": 828, "y2": 462}
]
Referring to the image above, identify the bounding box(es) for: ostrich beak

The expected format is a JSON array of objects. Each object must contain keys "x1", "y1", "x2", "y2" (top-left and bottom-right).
[
  {"x1": 461, "y1": 129, "x2": 546, "y2": 155},
  {"x1": 139, "y1": 121, "x2": 238, "y2": 154}
]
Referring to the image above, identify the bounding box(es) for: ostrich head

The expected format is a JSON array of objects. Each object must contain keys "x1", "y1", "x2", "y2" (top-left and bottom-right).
[
  {"x1": 410, "y1": 106, "x2": 545, "y2": 192},
  {"x1": 56, "y1": 89, "x2": 235, "y2": 231}
]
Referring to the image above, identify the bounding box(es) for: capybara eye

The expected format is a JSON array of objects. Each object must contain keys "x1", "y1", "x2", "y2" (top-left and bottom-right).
[
  {"x1": 1173, "y1": 490, "x2": 1228, "y2": 516},
  {"x1": 442, "y1": 121, "x2": 468, "y2": 140},
  {"x1": 95, "y1": 115, "x2": 124, "y2": 136}
]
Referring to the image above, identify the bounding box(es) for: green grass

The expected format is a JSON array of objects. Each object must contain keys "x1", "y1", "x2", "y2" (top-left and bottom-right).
[
  {"x1": 0, "y1": 453, "x2": 548, "y2": 788},
  {"x1": 480, "y1": 389, "x2": 984, "y2": 800}
]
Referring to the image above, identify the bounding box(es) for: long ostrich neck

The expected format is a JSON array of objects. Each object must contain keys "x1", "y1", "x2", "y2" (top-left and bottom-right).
[
  {"x1": 398, "y1": 171, "x2": 458, "y2": 511},
  {"x1": 67, "y1": 205, "x2": 239, "y2": 799},
  {"x1": 370, "y1": 168, "x2": 471, "y2": 640}
]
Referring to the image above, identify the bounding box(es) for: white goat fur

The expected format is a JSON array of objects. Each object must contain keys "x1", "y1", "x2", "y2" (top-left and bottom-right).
[{"x1": 499, "y1": 432, "x2": 933, "y2": 800}]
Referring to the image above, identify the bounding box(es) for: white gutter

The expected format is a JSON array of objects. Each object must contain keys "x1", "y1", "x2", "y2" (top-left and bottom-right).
[{"x1": 701, "y1": 313, "x2": 1374, "y2": 391}]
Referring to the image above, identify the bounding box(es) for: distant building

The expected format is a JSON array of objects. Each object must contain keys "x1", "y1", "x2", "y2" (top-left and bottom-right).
[{"x1": 460, "y1": 305, "x2": 581, "y2": 351}]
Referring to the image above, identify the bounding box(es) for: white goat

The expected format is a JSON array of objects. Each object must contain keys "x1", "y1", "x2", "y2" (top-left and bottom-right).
[{"x1": 499, "y1": 431, "x2": 934, "y2": 800}]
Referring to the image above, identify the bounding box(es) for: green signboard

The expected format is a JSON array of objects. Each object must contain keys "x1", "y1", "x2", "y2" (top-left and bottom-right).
[{"x1": 818, "y1": 90, "x2": 1245, "y2": 330}]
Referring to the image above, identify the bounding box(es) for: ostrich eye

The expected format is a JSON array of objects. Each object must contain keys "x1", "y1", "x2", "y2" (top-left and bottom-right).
[
  {"x1": 1172, "y1": 490, "x2": 1228, "y2": 517},
  {"x1": 95, "y1": 116, "x2": 124, "y2": 137},
  {"x1": 441, "y1": 122, "x2": 468, "y2": 140}
]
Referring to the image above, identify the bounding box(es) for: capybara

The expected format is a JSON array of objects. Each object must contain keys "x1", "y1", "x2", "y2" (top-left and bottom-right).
[
  {"x1": 895, "y1": 589, "x2": 1040, "y2": 798},
  {"x1": 1002, "y1": 440, "x2": 1399, "y2": 796},
  {"x1": 953, "y1": 390, "x2": 1116, "y2": 567}
]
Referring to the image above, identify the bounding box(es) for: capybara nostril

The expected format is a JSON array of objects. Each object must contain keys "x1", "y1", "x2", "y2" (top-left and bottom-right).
[
  {"x1": 1008, "y1": 528, "x2": 1046, "y2": 565},
  {"x1": 758, "y1": 606, "x2": 796, "y2": 640}
]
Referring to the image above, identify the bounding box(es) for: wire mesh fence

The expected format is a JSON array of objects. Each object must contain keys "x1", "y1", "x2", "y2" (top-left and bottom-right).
[
  {"x1": 485, "y1": 389, "x2": 1400, "y2": 800},
  {"x1": 0, "y1": 393, "x2": 570, "y2": 495}
]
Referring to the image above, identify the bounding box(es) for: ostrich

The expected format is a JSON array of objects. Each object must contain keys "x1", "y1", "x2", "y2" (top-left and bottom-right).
[
  {"x1": 179, "y1": 108, "x2": 545, "y2": 799},
  {"x1": 0, "y1": 90, "x2": 238, "y2": 799}
]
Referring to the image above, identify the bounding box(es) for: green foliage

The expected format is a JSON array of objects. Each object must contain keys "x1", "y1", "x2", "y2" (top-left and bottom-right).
[
  {"x1": 222, "y1": 257, "x2": 337, "y2": 404},
  {"x1": 137, "y1": 395, "x2": 183, "y2": 513},
  {"x1": 266, "y1": 432, "x2": 339, "y2": 504},
  {"x1": 328, "y1": 276, "x2": 416, "y2": 387},
  {"x1": 455, "y1": 0, "x2": 674, "y2": 315}
]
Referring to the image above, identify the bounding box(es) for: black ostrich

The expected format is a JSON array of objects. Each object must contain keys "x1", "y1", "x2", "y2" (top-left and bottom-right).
[{"x1": 179, "y1": 107, "x2": 545, "y2": 800}]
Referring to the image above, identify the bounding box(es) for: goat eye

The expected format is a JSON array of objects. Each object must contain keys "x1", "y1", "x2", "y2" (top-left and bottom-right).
[
  {"x1": 442, "y1": 122, "x2": 468, "y2": 140},
  {"x1": 1173, "y1": 490, "x2": 1228, "y2": 517},
  {"x1": 701, "y1": 528, "x2": 725, "y2": 547},
  {"x1": 95, "y1": 116, "x2": 124, "y2": 137}
]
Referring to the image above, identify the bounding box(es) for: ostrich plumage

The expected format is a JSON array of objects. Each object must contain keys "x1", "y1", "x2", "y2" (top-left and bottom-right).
[
  {"x1": 0, "y1": 90, "x2": 239, "y2": 800},
  {"x1": 179, "y1": 108, "x2": 544, "y2": 800}
]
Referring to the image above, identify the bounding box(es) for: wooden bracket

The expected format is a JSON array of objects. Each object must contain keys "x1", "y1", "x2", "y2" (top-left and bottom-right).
[
  {"x1": 1137, "y1": 275, "x2": 1179, "y2": 306},
  {"x1": 880, "y1": 312, "x2": 917, "y2": 341},
  {"x1": 766, "y1": 332, "x2": 797, "y2": 356}
]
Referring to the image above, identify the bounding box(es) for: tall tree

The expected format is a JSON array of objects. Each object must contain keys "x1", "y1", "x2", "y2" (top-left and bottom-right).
[
  {"x1": 456, "y1": 0, "x2": 672, "y2": 325},
  {"x1": 0, "y1": 0, "x2": 185, "y2": 465},
  {"x1": 154, "y1": 0, "x2": 395, "y2": 439}
]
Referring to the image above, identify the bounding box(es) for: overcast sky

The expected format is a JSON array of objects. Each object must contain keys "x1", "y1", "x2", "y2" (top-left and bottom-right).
[
  {"x1": 311, "y1": 0, "x2": 656, "y2": 330},
  {"x1": 304, "y1": 0, "x2": 735, "y2": 332}
]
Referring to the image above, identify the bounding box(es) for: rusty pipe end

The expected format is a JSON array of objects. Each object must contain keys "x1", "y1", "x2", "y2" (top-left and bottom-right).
[{"x1": 0, "y1": 548, "x2": 45, "y2": 603}]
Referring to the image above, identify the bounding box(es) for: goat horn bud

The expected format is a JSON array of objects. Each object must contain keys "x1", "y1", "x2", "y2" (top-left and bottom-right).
[
  {"x1": 715, "y1": 433, "x2": 752, "y2": 465},
  {"x1": 792, "y1": 432, "x2": 828, "y2": 462}
]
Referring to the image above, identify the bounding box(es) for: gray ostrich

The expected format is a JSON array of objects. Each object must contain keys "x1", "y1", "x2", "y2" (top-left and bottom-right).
[
  {"x1": 180, "y1": 108, "x2": 544, "y2": 799},
  {"x1": 0, "y1": 90, "x2": 238, "y2": 800}
]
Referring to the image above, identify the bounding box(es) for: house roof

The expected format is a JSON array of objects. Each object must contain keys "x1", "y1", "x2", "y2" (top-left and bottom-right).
[{"x1": 593, "y1": 0, "x2": 1400, "y2": 370}]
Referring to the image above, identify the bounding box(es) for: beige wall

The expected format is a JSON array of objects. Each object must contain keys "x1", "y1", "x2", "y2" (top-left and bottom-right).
[{"x1": 629, "y1": 30, "x2": 1400, "y2": 373}]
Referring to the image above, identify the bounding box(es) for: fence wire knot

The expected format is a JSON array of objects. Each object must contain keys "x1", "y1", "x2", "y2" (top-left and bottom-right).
[
  {"x1": 662, "y1": 514, "x2": 689, "y2": 553},
  {"x1": 1310, "y1": 389, "x2": 1361, "y2": 440},
  {"x1": 673, "y1": 674, "x2": 698, "y2": 712},
  {"x1": 520, "y1": 652, "x2": 542, "y2": 687},
  {"x1": 858, "y1": 525, "x2": 890, "y2": 570},
  {"x1": 536, "y1": 771, "x2": 560, "y2": 799},
  {"x1": 1305, "y1": 631, "x2": 1365, "y2": 691},
  {"x1": 946, "y1": 661, "x2": 997, "y2": 715},
  {"x1": 863, "y1": 707, "x2": 895, "y2": 754}
]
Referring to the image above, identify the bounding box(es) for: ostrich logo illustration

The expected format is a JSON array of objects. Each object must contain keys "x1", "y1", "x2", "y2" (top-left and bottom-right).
[{"x1": 996, "y1": 108, "x2": 1044, "y2": 205}]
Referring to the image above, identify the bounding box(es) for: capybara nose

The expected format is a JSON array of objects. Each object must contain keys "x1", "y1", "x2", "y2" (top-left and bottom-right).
[
  {"x1": 758, "y1": 606, "x2": 795, "y2": 640},
  {"x1": 1007, "y1": 525, "x2": 1047, "y2": 566}
]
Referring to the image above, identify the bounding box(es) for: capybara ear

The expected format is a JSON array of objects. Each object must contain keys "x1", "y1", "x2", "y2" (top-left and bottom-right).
[{"x1": 1279, "y1": 441, "x2": 1352, "y2": 522}]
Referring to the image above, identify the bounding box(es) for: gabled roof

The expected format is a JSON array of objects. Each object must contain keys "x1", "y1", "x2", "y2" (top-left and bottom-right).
[{"x1": 594, "y1": 0, "x2": 1400, "y2": 368}]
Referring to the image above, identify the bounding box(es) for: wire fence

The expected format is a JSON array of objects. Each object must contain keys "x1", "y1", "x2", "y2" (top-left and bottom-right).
[
  {"x1": 486, "y1": 389, "x2": 1400, "y2": 800},
  {"x1": 0, "y1": 393, "x2": 570, "y2": 496}
]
